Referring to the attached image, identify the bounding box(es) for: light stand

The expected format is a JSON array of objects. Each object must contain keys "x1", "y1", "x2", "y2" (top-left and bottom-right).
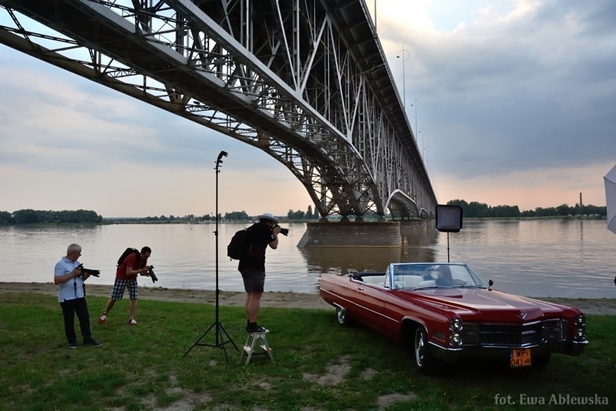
[
  {"x1": 184, "y1": 150, "x2": 238, "y2": 363},
  {"x1": 435, "y1": 205, "x2": 463, "y2": 263},
  {"x1": 446, "y1": 232, "x2": 451, "y2": 263}
]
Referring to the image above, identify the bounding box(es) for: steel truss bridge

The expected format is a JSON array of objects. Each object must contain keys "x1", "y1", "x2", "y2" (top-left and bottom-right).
[{"x1": 0, "y1": 0, "x2": 437, "y2": 219}]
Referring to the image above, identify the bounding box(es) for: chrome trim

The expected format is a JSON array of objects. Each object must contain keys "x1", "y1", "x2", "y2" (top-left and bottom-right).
[
  {"x1": 463, "y1": 318, "x2": 571, "y2": 348},
  {"x1": 428, "y1": 340, "x2": 462, "y2": 352},
  {"x1": 479, "y1": 320, "x2": 542, "y2": 327},
  {"x1": 467, "y1": 344, "x2": 540, "y2": 349}
]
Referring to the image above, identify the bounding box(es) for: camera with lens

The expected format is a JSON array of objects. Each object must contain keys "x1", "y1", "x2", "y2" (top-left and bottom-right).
[
  {"x1": 274, "y1": 224, "x2": 289, "y2": 236},
  {"x1": 147, "y1": 265, "x2": 158, "y2": 283},
  {"x1": 77, "y1": 264, "x2": 100, "y2": 277}
]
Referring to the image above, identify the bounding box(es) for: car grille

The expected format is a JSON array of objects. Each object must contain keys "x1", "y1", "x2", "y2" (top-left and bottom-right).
[{"x1": 463, "y1": 319, "x2": 567, "y2": 348}]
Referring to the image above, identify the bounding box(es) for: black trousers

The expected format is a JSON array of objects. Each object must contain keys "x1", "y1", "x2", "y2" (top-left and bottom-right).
[{"x1": 60, "y1": 297, "x2": 92, "y2": 344}]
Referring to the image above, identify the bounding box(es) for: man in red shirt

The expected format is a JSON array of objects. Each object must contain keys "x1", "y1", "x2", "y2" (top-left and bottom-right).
[{"x1": 99, "y1": 246, "x2": 152, "y2": 325}]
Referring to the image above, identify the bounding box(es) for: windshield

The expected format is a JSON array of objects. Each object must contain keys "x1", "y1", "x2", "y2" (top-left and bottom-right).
[{"x1": 390, "y1": 263, "x2": 487, "y2": 290}]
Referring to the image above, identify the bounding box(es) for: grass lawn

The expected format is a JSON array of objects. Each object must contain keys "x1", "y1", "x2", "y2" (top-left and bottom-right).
[{"x1": 0, "y1": 293, "x2": 614, "y2": 411}]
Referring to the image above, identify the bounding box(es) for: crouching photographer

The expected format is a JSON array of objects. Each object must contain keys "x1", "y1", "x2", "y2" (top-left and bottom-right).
[{"x1": 99, "y1": 246, "x2": 152, "y2": 326}]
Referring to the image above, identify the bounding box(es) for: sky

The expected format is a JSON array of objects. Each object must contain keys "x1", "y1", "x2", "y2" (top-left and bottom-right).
[{"x1": 0, "y1": 0, "x2": 614, "y2": 218}]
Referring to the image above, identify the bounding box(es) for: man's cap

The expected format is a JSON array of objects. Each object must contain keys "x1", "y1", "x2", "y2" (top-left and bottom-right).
[{"x1": 258, "y1": 213, "x2": 278, "y2": 223}]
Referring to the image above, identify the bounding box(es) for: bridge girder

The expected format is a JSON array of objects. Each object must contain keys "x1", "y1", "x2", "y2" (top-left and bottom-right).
[
  {"x1": 0, "y1": 0, "x2": 437, "y2": 218},
  {"x1": 386, "y1": 189, "x2": 431, "y2": 220}
]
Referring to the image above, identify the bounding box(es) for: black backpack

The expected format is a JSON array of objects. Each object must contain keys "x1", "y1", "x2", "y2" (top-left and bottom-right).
[
  {"x1": 227, "y1": 229, "x2": 252, "y2": 260},
  {"x1": 117, "y1": 247, "x2": 139, "y2": 266}
]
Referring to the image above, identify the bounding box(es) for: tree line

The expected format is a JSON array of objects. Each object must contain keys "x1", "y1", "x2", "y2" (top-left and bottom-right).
[
  {"x1": 0, "y1": 209, "x2": 103, "y2": 225},
  {"x1": 3, "y1": 201, "x2": 604, "y2": 225},
  {"x1": 218, "y1": 206, "x2": 319, "y2": 221},
  {"x1": 218, "y1": 205, "x2": 320, "y2": 221},
  {"x1": 124, "y1": 205, "x2": 319, "y2": 223},
  {"x1": 446, "y1": 200, "x2": 606, "y2": 218}
]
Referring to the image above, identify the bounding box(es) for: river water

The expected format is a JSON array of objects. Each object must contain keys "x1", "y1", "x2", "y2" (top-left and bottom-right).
[{"x1": 1, "y1": 219, "x2": 614, "y2": 299}]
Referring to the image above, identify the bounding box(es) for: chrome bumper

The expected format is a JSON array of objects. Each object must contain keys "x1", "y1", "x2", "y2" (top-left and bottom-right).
[{"x1": 429, "y1": 339, "x2": 589, "y2": 364}]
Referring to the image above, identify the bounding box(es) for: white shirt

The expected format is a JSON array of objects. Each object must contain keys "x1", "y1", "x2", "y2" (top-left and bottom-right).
[{"x1": 54, "y1": 256, "x2": 85, "y2": 302}]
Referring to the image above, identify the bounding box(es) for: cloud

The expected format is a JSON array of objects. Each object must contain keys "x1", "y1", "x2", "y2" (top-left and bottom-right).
[
  {"x1": 0, "y1": 52, "x2": 312, "y2": 217},
  {"x1": 377, "y1": 0, "x2": 615, "y2": 194},
  {"x1": 0, "y1": 1, "x2": 613, "y2": 216}
]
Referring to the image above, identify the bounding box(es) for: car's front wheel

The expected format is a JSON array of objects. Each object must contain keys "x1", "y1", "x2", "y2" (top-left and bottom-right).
[{"x1": 414, "y1": 326, "x2": 439, "y2": 374}]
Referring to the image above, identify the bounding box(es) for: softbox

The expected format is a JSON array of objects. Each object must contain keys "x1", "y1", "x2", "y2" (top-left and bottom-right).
[{"x1": 435, "y1": 205, "x2": 463, "y2": 233}]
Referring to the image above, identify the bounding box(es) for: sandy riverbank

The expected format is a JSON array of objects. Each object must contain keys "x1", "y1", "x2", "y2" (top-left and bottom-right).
[
  {"x1": 0, "y1": 282, "x2": 332, "y2": 310},
  {"x1": 1, "y1": 282, "x2": 615, "y2": 314}
]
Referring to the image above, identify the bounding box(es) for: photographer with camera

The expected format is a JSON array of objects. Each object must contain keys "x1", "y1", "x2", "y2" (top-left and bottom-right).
[
  {"x1": 238, "y1": 213, "x2": 287, "y2": 333},
  {"x1": 99, "y1": 246, "x2": 152, "y2": 326},
  {"x1": 54, "y1": 243, "x2": 101, "y2": 348}
]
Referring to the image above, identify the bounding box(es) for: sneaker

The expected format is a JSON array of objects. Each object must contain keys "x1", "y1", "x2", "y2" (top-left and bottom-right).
[
  {"x1": 83, "y1": 339, "x2": 102, "y2": 347},
  {"x1": 128, "y1": 319, "x2": 137, "y2": 326},
  {"x1": 246, "y1": 324, "x2": 268, "y2": 334},
  {"x1": 68, "y1": 342, "x2": 77, "y2": 349},
  {"x1": 98, "y1": 314, "x2": 107, "y2": 324}
]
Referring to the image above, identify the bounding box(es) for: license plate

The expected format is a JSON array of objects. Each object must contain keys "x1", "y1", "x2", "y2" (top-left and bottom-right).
[{"x1": 509, "y1": 348, "x2": 532, "y2": 367}]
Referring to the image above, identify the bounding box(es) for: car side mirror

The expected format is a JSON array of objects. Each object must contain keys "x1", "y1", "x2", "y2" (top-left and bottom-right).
[{"x1": 488, "y1": 279, "x2": 494, "y2": 291}]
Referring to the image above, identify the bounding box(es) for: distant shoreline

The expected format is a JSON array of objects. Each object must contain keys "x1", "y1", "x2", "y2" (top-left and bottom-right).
[
  {"x1": 2, "y1": 282, "x2": 615, "y2": 315},
  {"x1": 1, "y1": 215, "x2": 606, "y2": 226}
]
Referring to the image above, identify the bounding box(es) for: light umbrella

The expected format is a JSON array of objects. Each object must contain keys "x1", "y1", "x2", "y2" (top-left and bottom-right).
[{"x1": 604, "y1": 164, "x2": 616, "y2": 235}]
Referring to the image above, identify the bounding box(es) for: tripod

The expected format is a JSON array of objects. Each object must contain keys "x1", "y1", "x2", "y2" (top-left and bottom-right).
[{"x1": 184, "y1": 150, "x2": 238, "y2": 363}]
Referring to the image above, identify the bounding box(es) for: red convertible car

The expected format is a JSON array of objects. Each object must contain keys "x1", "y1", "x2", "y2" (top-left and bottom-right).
[{"x1": 320, "y1": 263, "x2": 588, "y2": 373}]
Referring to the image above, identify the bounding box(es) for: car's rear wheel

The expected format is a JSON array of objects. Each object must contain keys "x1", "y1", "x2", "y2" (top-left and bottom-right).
[
  {"x1": 336, "y1": 306, "x2": 351, "y2": 326},
  {"x1": 414, "y1": 326, "x2": 439, "y2": 374}
]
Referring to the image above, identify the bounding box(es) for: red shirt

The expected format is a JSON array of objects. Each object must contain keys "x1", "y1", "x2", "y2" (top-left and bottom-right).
[{"x1": 116, "y1": 252, "x2": 147, "y2": 281}]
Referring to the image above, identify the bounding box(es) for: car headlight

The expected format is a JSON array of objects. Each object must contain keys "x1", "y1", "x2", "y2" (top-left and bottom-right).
[
  {"x1": 449, "y1": 318, "x2": 463, "y2": 332},
  {"x1": 573, "y1": 314, "x2": 586, "y2": 340},
  {"x1": 450, "y1": 333, "x2": 463, "y2": 347}
]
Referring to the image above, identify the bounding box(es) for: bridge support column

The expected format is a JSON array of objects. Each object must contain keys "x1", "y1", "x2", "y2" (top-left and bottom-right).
[{"x1": 298, "y1": 221, "x2": 401, "y2": 247}]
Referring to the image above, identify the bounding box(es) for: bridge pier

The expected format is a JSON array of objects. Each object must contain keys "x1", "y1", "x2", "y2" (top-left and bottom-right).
[{"x1": 298, "y1": 221, "x2": 401, "y2": 247}]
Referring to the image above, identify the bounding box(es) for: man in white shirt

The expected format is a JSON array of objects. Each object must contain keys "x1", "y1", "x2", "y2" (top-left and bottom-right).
[{"x1": 54, "y1": 243, "x2": 101, "y2": 348}]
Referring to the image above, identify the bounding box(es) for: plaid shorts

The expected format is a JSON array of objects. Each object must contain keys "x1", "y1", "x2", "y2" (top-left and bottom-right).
[{"x1": 111, "y1": 278, "x2": 138, "y2": 301}]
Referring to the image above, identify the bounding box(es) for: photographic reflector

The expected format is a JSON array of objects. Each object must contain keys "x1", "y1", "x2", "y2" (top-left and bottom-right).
[{"x1": 435, "y1": 205, "x2": 463, "y2": 233}]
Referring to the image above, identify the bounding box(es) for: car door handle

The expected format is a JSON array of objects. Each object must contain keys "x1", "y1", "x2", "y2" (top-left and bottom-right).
[{"x1": 357, "y1": 287, "x2": 364, "y2": 291}]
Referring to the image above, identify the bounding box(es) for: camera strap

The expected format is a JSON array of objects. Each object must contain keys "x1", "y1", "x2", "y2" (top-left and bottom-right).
[{"x1": 72, "y1": 275, "x2": 86, "y2": 298}]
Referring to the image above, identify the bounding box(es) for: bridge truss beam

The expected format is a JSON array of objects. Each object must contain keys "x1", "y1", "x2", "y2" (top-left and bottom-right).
[{"x1": 0, "y1": 0, "x2": 436, "y2": 218}]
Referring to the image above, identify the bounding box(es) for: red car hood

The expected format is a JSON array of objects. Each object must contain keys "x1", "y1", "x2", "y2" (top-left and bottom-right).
[{"x1": 396, "y1": 288, "x2": 578, "y2": 322}]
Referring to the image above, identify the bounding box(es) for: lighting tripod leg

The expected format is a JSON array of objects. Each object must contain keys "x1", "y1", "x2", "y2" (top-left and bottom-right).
[
  {"x1": 183, "y1": 322, "x2": 239, "y2": 363},
  {"x1": 183, "y1": 322, "x2": 216, "y2": 357}
]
